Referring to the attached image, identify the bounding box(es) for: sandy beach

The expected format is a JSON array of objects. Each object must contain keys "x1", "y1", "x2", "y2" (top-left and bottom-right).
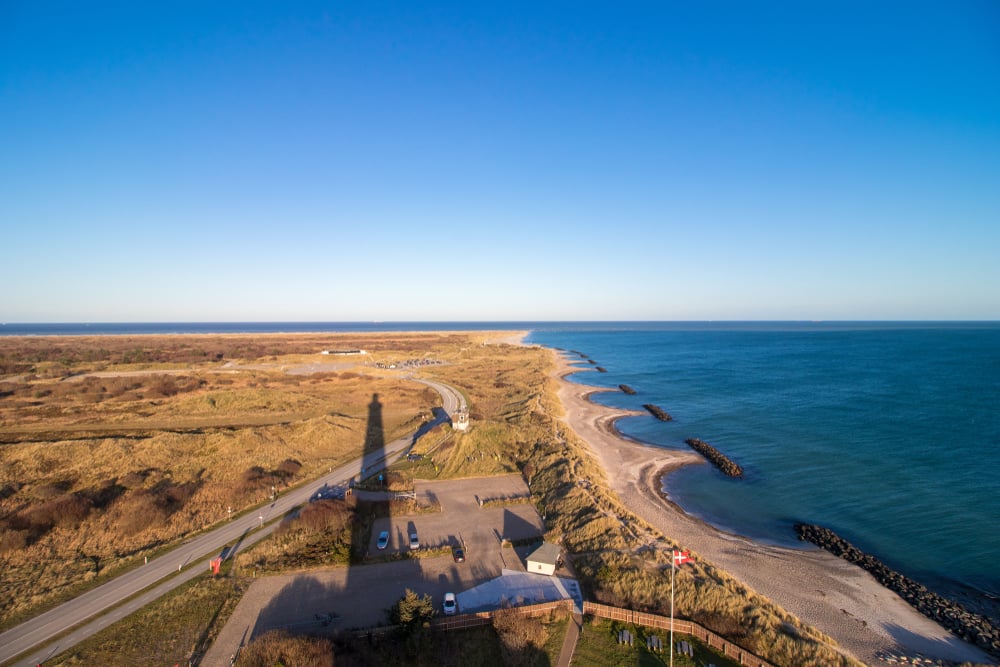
[{"x1": 551, "y1": 351, "x2": 993, "y2": 666}]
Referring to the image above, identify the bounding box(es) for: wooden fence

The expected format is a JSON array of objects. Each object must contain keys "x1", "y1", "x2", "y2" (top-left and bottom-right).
[
  {"x1": 430, "y1": 598, "x2": 574, "y2": 632},
  {"x1": 363, "y1": 598, "x2": 773, "y2": 667},
  {"x1": 583, "y1": 601, "x2": 774, "y2": 667}
]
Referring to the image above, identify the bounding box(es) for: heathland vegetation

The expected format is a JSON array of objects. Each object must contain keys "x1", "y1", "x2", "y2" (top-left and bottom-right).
[
  {"x1": 0, "y1": 333, "x2": 451, "y2": 628},
  {"x1": 1, "y1": 332, "x2": 858, "y2": 666}
]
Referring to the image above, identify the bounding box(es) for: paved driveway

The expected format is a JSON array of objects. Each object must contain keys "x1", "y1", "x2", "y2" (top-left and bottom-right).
[
  {"x1": 371, "y1": 474, "x2": 542, "y2": 559},
  {"x1": 203, "y1": 475, "x2": 544, "y2": 667}
]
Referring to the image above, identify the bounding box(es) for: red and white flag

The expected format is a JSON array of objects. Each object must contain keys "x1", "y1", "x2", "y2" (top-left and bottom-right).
[{"x1": 673, "y1": 550, "x2": 691, "y2": 566}]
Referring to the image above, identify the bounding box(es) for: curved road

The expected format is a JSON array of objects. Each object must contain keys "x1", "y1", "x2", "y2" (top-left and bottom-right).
[{"x1": 0, "y1": 377, "x2": 459, "y2": 667}]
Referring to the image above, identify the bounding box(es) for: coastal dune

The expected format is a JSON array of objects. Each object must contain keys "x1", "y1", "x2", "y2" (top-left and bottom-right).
[{"x1": 551, "y1": 351, "x2": 992, "y2": 666}]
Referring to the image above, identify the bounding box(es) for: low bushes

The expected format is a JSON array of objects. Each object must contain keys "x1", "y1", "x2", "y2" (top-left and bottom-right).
[{"x1": 237, "y1": 630, "x2": 334, "y2": 667}]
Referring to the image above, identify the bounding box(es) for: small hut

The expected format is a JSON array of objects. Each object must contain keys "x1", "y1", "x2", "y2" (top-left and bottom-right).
[{"x1": 525, "y1": 542, "x2": 562, "y2": 576}]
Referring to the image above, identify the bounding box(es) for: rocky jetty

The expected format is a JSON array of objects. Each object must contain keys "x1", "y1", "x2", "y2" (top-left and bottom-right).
[
  {"x1": 684, "y1": 438, "x2": 744, "y2": 477},
  {"x1": 596, "y1": 366, "x2": 607, "y2": 373},
  {"x1": 642, "y1": 404, "x2": 673, "y2": 421},
  {"x1": 795, "y1": 523, "x2": 1000, "y2": 659},
  {"x1": 619, "y1": 384, "x2": 636, "y2": 395}
]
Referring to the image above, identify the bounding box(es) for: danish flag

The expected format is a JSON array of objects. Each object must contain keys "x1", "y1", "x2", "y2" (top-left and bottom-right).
[{"x1": 672, "y1": 550, "x2": 691, "y2": 566}]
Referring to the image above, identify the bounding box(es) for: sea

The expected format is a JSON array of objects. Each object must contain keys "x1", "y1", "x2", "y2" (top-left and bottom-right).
[{"x1": 4, "y1": 321, "x2": 998, "y2": 609}]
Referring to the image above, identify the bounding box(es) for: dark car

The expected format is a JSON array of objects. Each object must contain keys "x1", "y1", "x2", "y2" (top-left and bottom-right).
[{"x1": 452, "y1": 547, "x2": 465, "y2": 562}]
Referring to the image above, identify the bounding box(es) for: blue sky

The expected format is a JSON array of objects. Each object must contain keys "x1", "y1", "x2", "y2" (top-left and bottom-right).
[{"x1": 2, "y1": 1, "x2": 998, "y2": 321}]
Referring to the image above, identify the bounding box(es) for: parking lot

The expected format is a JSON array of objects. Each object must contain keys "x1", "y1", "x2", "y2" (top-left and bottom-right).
[
  {"x1": 369, "y1": 474, "x2": 544, "y2": 561},
  {"x1": 203, "y1": 475, "x2": 545, "y2": 666}
]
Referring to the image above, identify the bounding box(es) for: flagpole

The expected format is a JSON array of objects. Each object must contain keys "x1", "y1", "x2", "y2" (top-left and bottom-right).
[{"x1": 669, "y1": 552, "x2": 675, "y2": 667}]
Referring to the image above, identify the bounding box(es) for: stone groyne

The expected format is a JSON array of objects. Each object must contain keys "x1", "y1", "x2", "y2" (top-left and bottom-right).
[
  {"x1": 619, "y1": 384, "x2": 637, "y2": 395},
  {"x1": 794, "y1": 523, "x2": 1000, "y2": 659},
  {"x1": 642, "y1": 404, "x2": 673, "y2": 422},
  {"x1": 684, "y1": 438, "x2": 744, "y2": 478}
]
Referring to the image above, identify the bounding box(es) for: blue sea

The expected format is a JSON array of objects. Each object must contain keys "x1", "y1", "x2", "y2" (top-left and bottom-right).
[
  {"x1": 5, "y1": 321, "x2": 999, "y2": 606},
  {"x1": 525, "y1": 322, "x2": 1000, "y2": 608}
]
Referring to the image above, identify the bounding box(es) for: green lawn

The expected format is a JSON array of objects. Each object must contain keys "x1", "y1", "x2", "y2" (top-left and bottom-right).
[{"x1": 571, "y1": 617, "x2": 742, "y2": 667}]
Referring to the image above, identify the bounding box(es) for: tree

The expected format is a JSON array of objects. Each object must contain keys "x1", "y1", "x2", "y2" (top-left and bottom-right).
[
  {"x1": 388, "y1": 588, "x2": 436, "y2": 656},
  {"x1": 388, "y1": 588, "x2": 435, "y2": 627}
]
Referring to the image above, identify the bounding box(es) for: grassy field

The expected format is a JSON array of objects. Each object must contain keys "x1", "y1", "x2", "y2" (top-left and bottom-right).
[
  {"x1": 0, "y1": 333, "x2": 472, "y2": 628},
  {"x1": 2, "y1": 331, "x2": 862, "y2": 666},
  {"x1": 572, "y1": 616, "x2": 740, "y2": 667},
  {"x1": 46, "y1": 571, "x2": 247, "y2": 666}
]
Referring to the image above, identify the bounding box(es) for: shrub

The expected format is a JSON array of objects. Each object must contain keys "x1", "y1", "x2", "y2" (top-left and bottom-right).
[
  {"x1": 27, "y1": 492, "x2": 93, "y2": 529},
  {"x1": 276, "y1": 458, "x2": 302, "y2": 477},
  {"x1": 493, "y1": 607, "x2": 548, "y2": 666},
  {"x1": 111, "y1": 479, "x2": 201, "y2": 536},
  {"x1": 32, "y1": 480, "x2": 73, "y2": 500},
  {"x1": 119, "y1": 471, "x2": 148, "y2": 489},
  {"x1": 0, "y1": 529, "x2": 29, "y2": 553},
  {"x1": 389, "y1": 588, "x2": 435, "y2": 627},
  {"x1": 295, "y1": 499, "x2": 351, "y2": 535},
  {"x1": 236, "y1": 630, "x2": 333, "y2": 667}
]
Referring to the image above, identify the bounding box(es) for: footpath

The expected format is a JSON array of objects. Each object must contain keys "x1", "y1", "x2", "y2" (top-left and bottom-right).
[{"x1": 556, "y1": 612, "x2": 583, "y2": 667}]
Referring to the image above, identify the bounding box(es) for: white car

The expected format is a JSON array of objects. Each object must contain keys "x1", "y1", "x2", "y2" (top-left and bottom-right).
[
  {"x1": 409, "y1": 532, "x2": 419, "y2": 550},
  {"x1": 443, "y1": 592, "x2": 457, "y2": 616}
]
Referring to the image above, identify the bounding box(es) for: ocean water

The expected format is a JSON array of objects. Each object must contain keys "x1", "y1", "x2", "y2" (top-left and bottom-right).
[{"x1": 525, "y1": 323, "x2": 1000, "y2": 602}]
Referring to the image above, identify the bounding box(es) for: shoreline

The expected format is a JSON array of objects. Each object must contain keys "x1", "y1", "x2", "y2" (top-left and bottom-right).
[{"x1": 549, "y1": 349, "x2": 993, "y2": 666}]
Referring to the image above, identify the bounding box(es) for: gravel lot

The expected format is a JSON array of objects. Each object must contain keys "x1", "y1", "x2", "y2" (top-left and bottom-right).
[{"x1": 203, "y1": 474, "x2": 544, "y2": 667}]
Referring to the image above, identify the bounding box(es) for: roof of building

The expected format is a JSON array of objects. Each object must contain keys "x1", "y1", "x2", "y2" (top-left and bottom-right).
[
  {"x1": 456, "y1": 569, "x2": 582, "y2": 614},
  {"x1": 526, "y1": 541, "x2": 562, "y2": 566}
]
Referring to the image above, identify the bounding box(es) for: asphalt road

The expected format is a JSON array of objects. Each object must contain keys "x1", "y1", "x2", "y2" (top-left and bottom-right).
[
  {"x1": 411, "y1": 376, "x2": 466, "y2": 415},
  {"x1": 0, "y1": 377, "x2": 455, "y2": 667}
]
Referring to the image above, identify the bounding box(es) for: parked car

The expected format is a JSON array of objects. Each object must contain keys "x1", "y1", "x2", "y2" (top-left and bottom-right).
[
  {"x1": 409, "y1": 532, "x2": 420, "y2": 550},
  {"x1": 443, "y1": 592, "x2": 457, "y2": 616},
  {"x1": 452, "y1": 547, "x2": 465, "y2": 562},
  {"x1": 376, "y1": 530, "x2": 389, "y2": 550}
]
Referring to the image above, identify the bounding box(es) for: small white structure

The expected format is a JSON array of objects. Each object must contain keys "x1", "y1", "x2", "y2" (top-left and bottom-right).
[
  {"x1": 453, "y1": 408, "x2": 469, "y2": 432},
  {"x1": 525, "y1": 542, "x2": 562, "y2": 576}
]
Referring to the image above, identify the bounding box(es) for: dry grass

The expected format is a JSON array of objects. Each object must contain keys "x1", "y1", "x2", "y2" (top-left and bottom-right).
[
  {"x1": 236, "y1": 629, "x2": 335, "y2": 667},
  {"x1": 0, "y1": 333, "x2": 480, "y2": 627},
  {"x1": 46, "y1": 574, "x2": 247, "y2": 666}
]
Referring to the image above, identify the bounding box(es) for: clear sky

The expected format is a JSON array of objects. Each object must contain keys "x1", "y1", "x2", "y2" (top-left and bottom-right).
[{"x1": 2, "y1": 1, "x2": 998, "y2": 322}]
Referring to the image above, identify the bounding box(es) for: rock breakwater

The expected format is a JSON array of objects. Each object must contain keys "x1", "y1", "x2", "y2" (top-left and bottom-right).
[
  {"x1": 795, "y1": 523, "x2": 1000, "y2": 659},
  {"x1": 619, "y1": 384, "x2": 636, "y2": 395},
  {"x1": 684, "y1": 438, "x2": 744, "y2": 477},
  {"x1": 642, "y1": 404, "x2": 673, "y2": 421}
]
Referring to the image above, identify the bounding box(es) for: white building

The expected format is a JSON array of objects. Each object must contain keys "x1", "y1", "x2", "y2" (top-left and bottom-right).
[
  {"x1": 453, "y1": 408, "x2": 469, "y2": 431},
  {"x1": 525, "y1": 542, "x2": 562, "y2": 576}
]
